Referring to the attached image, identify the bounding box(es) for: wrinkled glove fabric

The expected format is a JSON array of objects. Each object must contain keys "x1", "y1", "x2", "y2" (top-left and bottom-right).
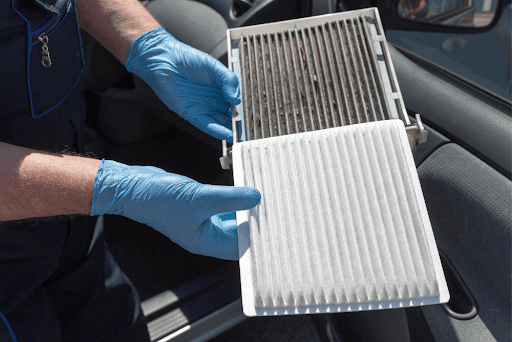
[
  {"x1": 90, "y1": 160, "x2": 260, "y2": 260},
  {"x1": 125, "y1": 27, "x2": 240, "y2": 142}
]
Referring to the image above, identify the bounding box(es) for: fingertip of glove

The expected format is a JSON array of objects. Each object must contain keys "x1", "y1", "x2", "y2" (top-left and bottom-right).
[
  {"x1": 206, "y1": 124, "x2": 233, "y2": 142},
  {"x1": 222, "y1": 129, "x2": 233, "y2": 143},
  {"x1": 241, "y1": 187, "x2": 261, "y2": 208},
  {"x1": 193, "y1": 117, "x2": 233, "y2": 142}
]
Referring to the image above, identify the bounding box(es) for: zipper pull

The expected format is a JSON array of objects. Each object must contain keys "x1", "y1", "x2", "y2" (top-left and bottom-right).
[{"x1": 38, "y1": 34, "x2": 52, "y2": 68}]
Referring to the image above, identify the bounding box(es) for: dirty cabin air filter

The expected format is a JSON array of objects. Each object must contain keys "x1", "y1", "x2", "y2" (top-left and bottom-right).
[{"x1": 225, "y1": 8, "x2": 449, "y2": 317}]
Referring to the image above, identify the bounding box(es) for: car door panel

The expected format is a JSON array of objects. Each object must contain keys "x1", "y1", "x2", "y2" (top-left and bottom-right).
[
  {"x1": 388, "y1": 44, "x2": 512, "y2": 178},
  {"x1": 388, "y1": 40, "x2": 511, "y2": 342},
  {"x1": 417, "y1": 143, "x2": 511, "y2": 342}
]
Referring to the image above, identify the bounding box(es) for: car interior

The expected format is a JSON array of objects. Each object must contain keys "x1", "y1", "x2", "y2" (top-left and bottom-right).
[{"x1": 80, "y1": 0, "x2": 511, "y2": 341}]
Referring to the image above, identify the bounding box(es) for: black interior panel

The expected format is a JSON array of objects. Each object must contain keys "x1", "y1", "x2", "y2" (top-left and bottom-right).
[{"x1": 417, "y1": 143, "x2": 511, "y2": 341}]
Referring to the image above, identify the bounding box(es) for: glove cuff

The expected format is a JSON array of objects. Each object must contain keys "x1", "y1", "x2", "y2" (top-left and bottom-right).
[
  {"x1": 90, "y1": 159, "x2": 129, "y2": 216},
  {"x1": 125, "y1": 26, "x2": 175, "y2": 73}
]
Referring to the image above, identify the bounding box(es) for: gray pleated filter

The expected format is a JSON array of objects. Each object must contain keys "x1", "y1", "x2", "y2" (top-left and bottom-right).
[{"x1": 226, "y1": 8, "x2": 449, "y2": 316}]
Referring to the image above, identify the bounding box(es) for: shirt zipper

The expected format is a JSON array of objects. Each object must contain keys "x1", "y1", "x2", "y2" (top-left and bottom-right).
[{"x1": 31, "y1": 0, "x2": 73, "y2": 68}]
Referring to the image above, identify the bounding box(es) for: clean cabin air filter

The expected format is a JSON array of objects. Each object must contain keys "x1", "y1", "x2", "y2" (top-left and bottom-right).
[{"x1": 225, "y1": 8, "x2": 448, "y2": 316}]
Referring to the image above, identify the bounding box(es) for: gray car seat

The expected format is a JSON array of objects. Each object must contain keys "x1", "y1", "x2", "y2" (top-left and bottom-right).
[{"x1": 146, "y1": 0, "x2": 229, "y2": 65}]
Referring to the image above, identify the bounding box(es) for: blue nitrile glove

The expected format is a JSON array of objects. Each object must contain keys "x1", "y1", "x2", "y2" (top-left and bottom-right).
[
  {"x1": 90, "y1": 160, "x2": 260, "y2": 260},
  {"x1": 125, "y1": 27, "x2": 240, "y2": 142}
]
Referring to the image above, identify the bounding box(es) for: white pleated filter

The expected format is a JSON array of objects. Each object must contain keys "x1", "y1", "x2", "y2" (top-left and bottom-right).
[{"x1": 232, "y1": 119, "x2": 449, "y2": 316}]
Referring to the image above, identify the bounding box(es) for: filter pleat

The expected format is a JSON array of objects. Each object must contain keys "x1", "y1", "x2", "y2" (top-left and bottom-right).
[
  {"x1": 240, "y1": 37, "x2": 251, "y2": 141},
  {"x1": 273, "y1": 137, "x2": 297, "y2": 307},
  {"x1": 389, "y1": 123, "x2": 435, "y2": 298},
  {"x1": 337, "y1": 132, "x2": 369, "y2": 302},
  {"x1": 241, "y1": 143, "x2": 260, "y2": 303},
  {"x1": 329, "y1": 21, "x2": 352, "y2": 126},
  {"x1": 307, "y1": 27, "x2": 329, "y2": 129},
  {"x1": 267, "y1": 34, "x2": 282, "y2": 137},
  {"x1": 308, "y1": 134, "x2": 339, "y2": 305},
  {"x1": 337, "y1": 20, "x2": 359, "y2": 125},
  {"x1": 314, "y1": 25, "x2": 336, "y2": 128},
  {"x1": 379, "y1": 125, "x2": 422, "y2": 298},
  {"x1": 387, "y1": 124, "x2": 439, "y2": 297},
  {"x1": 352, "y1": 129, "x2": 388, "y2": 301},
  {"x1": 317, "y1": 132, "x2": 348, "y2": 304},
  {"x1": 280, "y1": 32, "x2": 295, "y2": 134},
  {"x1": 370, "y1": 126, "x2": 408, "y2": 300},
  {"x1": 260, "y1": 140, "x2": 281, "y2": 307},
  {"x1": 280, "y1": 136, "x2": 314, "y2": 307},
  {"x1": 267, "y1": 138, "x2": 298, "y2": 306},
  {"x1": 246, "y1": 37, "x2": 257, "y2": 140},
  {"x1": 356, "y1": 127, "x2": 393, "y2": 302},
  {"x1": 333, "y1": 131, "x2": 373, "y2": 302},
  {"x1": 260, "y1": 34, "x2": 273, "y2": 138},
  {"x1": 290, "y1": 135, "x2": 321, "y2": 305},
  {"x1": 254, "y1": 35, "x2": 266, "y2": 139},
  {"x1": 292, "y1": 32, "x2": 305, "y2": 133},
  {"x1": 322, "y1": 24, "x2": 345, "y2": 126},
  {"x1": 258, "y1": 142, "x2": 283, "y2": 306},
  {"x1": 327, "y1": 129, "x2": 358, "y2": 303},
  {"x1": 246, "y1": 142, "x2": 267, "y2": 306},
  {"x1": 295, "y1": 30, "x2": 315, "y2": 131},
  {"x1": 273, "y1": 34, "x2": 289, "y2": 135},
  {"x1": 301, "y1": 28, "x2": 320, "y2": 130},
  {"x1": 343, "y1": 20, "x2": 366, "y2": 123},
  {"x1": 285, "y1": 30, "x2": 303, "y2": 134},
  {"x1": 378, "y1": 125, "x2": 419, "y2": 299}
]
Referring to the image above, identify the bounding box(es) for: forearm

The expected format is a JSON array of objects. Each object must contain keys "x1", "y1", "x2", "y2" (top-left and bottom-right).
[
  {"x1": 0, "y1": 142, "x2": 101, "y2": 221},
  {"x1": 75, "y1": 0, "x2": 160, "y2": 64}
]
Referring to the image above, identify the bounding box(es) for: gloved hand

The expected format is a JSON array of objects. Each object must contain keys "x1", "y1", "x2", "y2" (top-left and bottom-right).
[
  {"x1": 90, "y1": 160, "x2": 260, "y2": 260},
  {"x1": 125, "y1": 27, "x2": 240, "y2": 142}
]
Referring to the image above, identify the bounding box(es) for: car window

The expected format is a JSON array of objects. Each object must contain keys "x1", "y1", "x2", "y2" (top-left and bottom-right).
[{"x1": 386, "y1": 3, "x2": 512, "y2": 102}]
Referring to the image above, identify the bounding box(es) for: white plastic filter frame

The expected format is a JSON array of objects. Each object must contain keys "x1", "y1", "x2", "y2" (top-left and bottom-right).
[{"x1": 232, "y1": 120, "x2": 449, "y2": 316}]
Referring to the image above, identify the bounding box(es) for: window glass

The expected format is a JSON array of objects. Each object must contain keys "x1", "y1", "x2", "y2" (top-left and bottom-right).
[
  {"x1": 387, "y1": 3, "x2": 512, "y2": 101},
  {"x1": 398, "y1": 0, "x2": 498, "y2": 27}
]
